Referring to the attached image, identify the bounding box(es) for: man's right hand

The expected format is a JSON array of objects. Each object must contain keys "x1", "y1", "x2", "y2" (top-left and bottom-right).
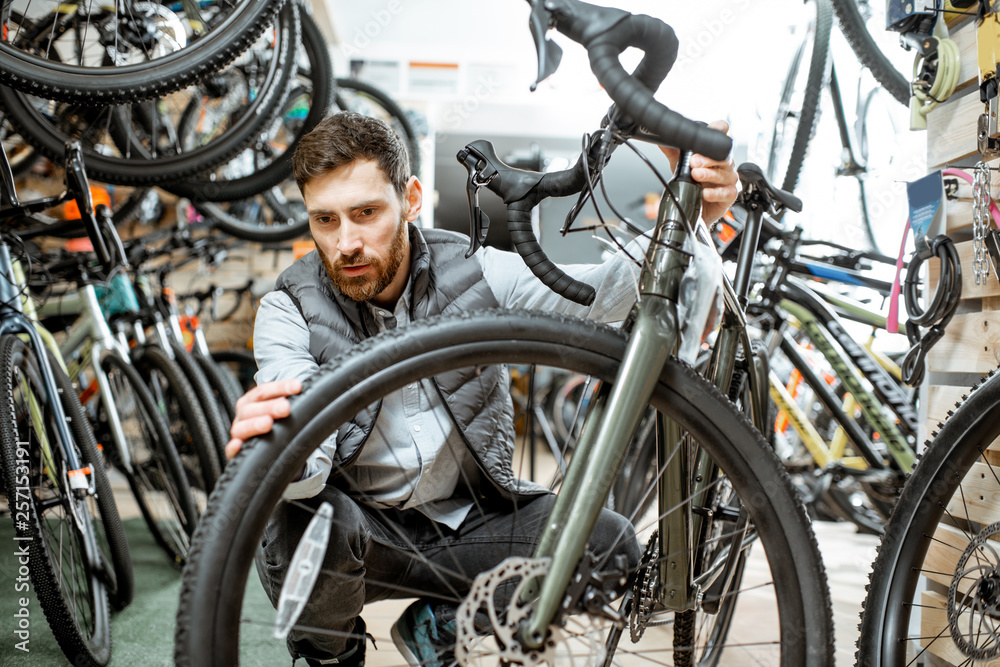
[{"x1": 225, "y1": 379, "x2": 303, "y2": 460}]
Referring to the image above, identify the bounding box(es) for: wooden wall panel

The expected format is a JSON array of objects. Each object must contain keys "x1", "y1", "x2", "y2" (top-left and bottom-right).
[
  {"x1": 926, "y1": 312, "x2": 1000, "y2": 373},
  {"x1": 928, "y1": 91, "x2": 983, "y2": 168}
]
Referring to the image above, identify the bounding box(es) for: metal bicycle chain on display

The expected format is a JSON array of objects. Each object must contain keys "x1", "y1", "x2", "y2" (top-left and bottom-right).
[
  {"x1": 973, "y1": 161, "x2": 993, "y2": 285},
  {"x1": 629, "y1": 530, "x2": 661, "y2": 642},
  {"x1": 947, "y1": 521, "x2": 1000, "y2": 660}
]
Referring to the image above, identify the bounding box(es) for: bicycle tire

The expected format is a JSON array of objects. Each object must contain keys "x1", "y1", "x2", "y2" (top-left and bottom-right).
[
  {"x1": 0, "y1": 2, "x2": 300, "y2": 187},
  {"x1": 0, "y1": 334, "x2": 111, "y2": 666},
  {"x1": 169, "y1": 339, "x2": 229, "y2": 469},
  {"x1": 857, "y1": 367, "x2": 1000, "y2": 664},
  {"x1": 193, "y1": 350, "x2": 241, "y2": 424},
  {"x1": 173, "y1": 310, "x2": 833, "y2": 666},
  {"x1": 0, "y1": 0, "x2": 286, "y2": 105},
  {"x1": 99, "y1": 351, "x2": 199, "y2": 567},
  {"x1": 830, "y1": 0, "x2": 911, "y2": 105},
  {"x1": 131, "y1": 343, "x2": 220, "y2": 494},
  {"x1": 210, "y1": 348, "x2": 257, "y2": 394},
  {"x1": 768, "y1": 0, "x2": 831, "y2": 193},
  {"x1": 164, "y1": 7, "x2": 334, "y2": 203},
  {"x1": 48, "y1": 348, "x2": 135, "y2": 611}
]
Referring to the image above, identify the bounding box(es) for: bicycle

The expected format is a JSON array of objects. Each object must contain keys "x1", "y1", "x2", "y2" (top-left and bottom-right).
[
  {"x1": 0, "y1": 140, "x2": 134, "y2": 666},
  {"x1": 173, "y1": 2, "x2": 834, "y2": 664},
  {"x1": 733, "y1": 216, "x2": 919, "y2": 531}
]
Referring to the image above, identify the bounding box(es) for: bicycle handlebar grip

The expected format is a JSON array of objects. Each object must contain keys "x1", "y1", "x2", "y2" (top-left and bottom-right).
[
  {"x1": 507, "y1": 198, "x2": 596, "y2": 306},
  {"x1": 585, "y1": 16, "x2": 732, "y2": 160}
]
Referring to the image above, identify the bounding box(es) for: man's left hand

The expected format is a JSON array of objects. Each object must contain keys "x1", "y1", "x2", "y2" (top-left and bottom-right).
[{"x1": 658, "y1": 120, "x2": 739, "y2": 225}]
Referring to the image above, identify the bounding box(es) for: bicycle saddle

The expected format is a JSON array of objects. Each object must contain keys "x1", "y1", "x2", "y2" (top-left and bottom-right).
[{"x1": 736, "y1": 162, "x2": 802, "y2": 214}]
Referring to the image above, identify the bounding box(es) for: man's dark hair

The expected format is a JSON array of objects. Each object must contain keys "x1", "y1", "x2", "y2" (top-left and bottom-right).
[{"x1": 293, "y1": 111, "x2": 410, "y2": 197}]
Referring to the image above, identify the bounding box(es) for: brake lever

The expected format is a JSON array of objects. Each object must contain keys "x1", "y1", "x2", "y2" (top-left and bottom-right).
[
  {"x1": 457, "y1": 145, "x2": 496, "y2": 258},
  {"x1": 527, "y1": 0, "x2": 562, "y2": 90}
]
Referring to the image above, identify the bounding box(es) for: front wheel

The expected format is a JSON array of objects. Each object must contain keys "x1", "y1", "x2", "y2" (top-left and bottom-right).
[
  {"x1": 174, "y1": 310, "x2": 833, "y2": 666},
  {"x1": 0, "y1": 335, "x2": 111, "y2": 666}
]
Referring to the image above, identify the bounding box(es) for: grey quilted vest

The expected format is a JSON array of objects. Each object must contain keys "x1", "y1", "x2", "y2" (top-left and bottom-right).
[{"x1": 275, "y1": 224, "x2": 544, "y2": 499}]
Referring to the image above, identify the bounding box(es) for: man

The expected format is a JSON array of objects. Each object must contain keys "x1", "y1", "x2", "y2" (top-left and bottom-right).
[{"x1": 227, "y1": 111, "x2": 738, "y2": 666}]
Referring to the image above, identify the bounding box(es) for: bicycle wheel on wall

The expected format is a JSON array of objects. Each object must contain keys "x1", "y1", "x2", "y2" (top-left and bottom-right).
[
  {"x1": 830, "y1": 0, "x2": 911, "y2": 106},
  {"x1": 767, "y1": 0, "x2": 831, "y2": 194},
  {"x1": 0, "y1": 0, "x2": 285, "y2": 105},
  {"x1": 858, "y1": 367, "x2": 1000, "y2": 665},
  {"x1": 0, "y1": 2, "x2": 299, "y2": 187},
  {"x1": 174, "y1": 310, "x2": 833, "y2": 666},
  {"x1": 0, "y1": 335, "x2": 111, "y2": 666},
  {"x1": 165, "y1": 6, "x2": 335, "y2": 204},
  {"x1": 197, "y1": 76, "x2": 420, "y2": 243}
]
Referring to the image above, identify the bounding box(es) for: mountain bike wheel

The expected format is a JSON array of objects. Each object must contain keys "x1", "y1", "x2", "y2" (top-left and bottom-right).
[
  {"x1": 210, "y1": 348, "x2": 257, "y2": 394},
  {"x1": 0, "y1": 2, "x2": 299, "y2": 187},
  {"x1": 49, "y1": 349, "x2": 135, "y2": 611},
  {"x1": 165, "y1": 6, "x2": 334, "y2": 204},
  {"x1": 0, "y1": 335, "x2": 111, "y2": 666},
  {"x1": 196, "y1": 76, "x2": 419, "y2": 242},
  {"x1": 767, "y1": 0, "x2": 831, "y2": 193},
  {"x1": 0, "y1": 0, "x2": 285, "y2": 104},
  {"x1": 193, "y1": 351, "x2": 241, "y2": 424},
  {"x1": 173, "y1": 310, "x2": 833, "y2": 666},
  {"x1": 830, "y1": 0, "x2": 911, "y2": 106},
  {"x1": 98, "y1": 352, "x2": 199, "y2": 567},
  {"x1": 857, "y1": 367, "x2": 1000, "y2": 665},
  {"x1": 132, "y1": 343, "x2": 220, "y2": 502},
  {"x1": 169, "y1": 339, "x2": 229, "y2": 470}
]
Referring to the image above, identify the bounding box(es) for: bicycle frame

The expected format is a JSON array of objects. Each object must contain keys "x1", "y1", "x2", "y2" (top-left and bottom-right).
[
  {"x1": 0, "y1": 242, "x2": 107, "y2": 570},
  {"x1": 521, "y1": 152, "x2": 720, "y2": 646},
  {"x1": 37, "y1": 283, "x2": 141, "y2": 473},
  {"x1": 765, "y1": 283, "x2": 915, "y2": 473}
]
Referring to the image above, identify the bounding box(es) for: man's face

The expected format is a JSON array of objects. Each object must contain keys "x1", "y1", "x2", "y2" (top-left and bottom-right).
[{"x1": 303, "y1": 159, "x2": 418, "y2": 304}]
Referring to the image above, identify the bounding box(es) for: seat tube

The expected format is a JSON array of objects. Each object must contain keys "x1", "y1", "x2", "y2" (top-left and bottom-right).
[{"x1": 522, "y1": 155, "x2": 703, "y2": 647}]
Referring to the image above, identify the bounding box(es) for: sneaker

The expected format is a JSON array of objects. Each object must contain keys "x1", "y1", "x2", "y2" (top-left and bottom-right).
[
  {"x1": 302, "y1": 617, "x2": 370, "y2": 667},
  {"x1": 390, "y1": 599, "x2": 457, "y2": 667}
]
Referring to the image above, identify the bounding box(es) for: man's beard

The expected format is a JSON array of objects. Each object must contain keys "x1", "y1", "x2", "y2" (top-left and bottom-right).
[{"x1": 320, "y1": 215, "x2": 408, "y2": 302}]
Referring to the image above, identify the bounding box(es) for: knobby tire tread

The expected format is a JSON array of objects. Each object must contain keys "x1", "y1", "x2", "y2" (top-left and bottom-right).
[{"x1": 173, "y1": 309, "x2": 833, "y2": 666}]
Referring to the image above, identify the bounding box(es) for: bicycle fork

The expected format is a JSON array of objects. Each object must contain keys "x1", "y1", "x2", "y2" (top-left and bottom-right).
[{"x1": 521, "y1": 153, "x2": 704, "y2": 648}]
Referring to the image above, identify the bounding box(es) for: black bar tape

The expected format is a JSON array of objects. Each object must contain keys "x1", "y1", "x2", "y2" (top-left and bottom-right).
[
  {"x1": 507, "y1": 198, "x2": 596, "y2": 306},
  {"x1": 585, "y1": 17, "x2": 731, "y2": 159}
]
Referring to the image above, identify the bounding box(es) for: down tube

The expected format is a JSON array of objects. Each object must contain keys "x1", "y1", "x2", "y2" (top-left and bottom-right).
[{"x1": 521, "y1": 185, "x2": 700, "y2": 648}]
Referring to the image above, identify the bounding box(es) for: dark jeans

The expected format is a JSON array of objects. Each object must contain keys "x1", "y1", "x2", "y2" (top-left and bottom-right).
[{"x1": 254, "y1": 485, "x2": 640, "y2": 661}]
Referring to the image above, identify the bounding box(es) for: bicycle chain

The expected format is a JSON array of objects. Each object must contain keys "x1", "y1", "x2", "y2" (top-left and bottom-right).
[
  {"x1": 947, "y1": 520, "x2": 1000, "y2": 660},
  {"x1": 629, "y1": 530, "x2": 659, "y2": 642},
  {"x1": 973, "y1": 161, "x2": 992, "y2": 285}
]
